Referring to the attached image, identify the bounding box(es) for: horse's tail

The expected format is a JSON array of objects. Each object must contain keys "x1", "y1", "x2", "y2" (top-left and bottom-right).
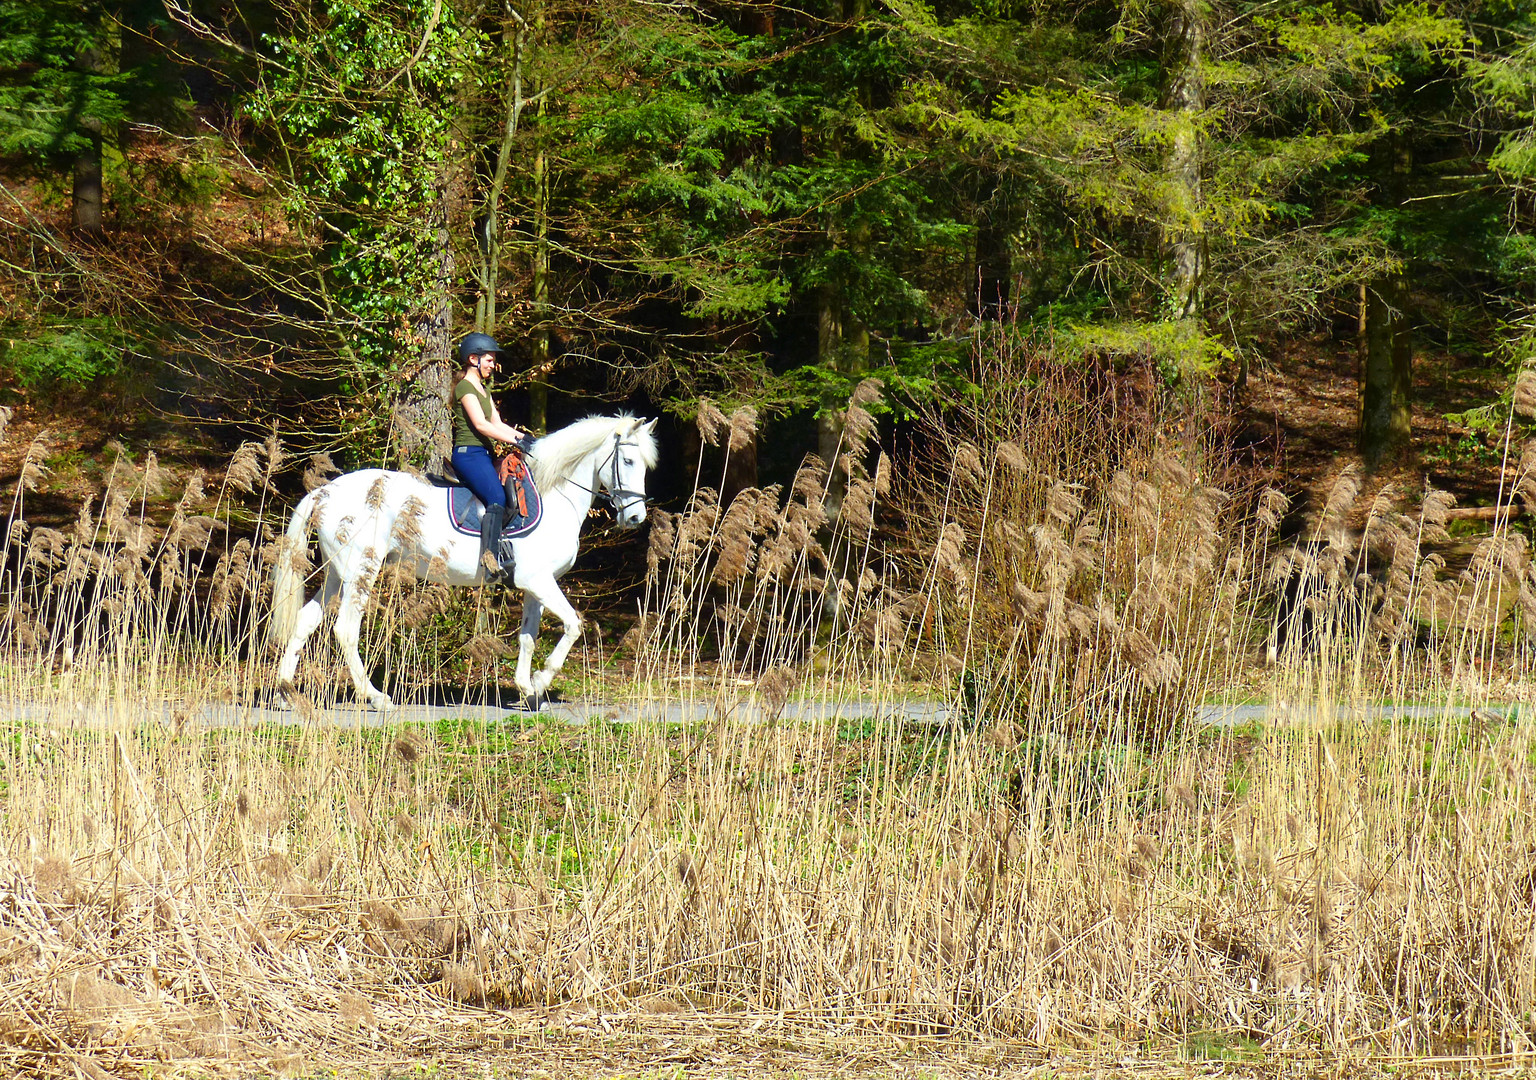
[{"x1": 269, "y1": 490, "x2": 319, "y2": 650}]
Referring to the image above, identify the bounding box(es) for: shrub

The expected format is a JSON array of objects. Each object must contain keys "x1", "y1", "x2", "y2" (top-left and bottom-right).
[{"x1": 0, "y1": 322, "x2": 124, "y2": 394}]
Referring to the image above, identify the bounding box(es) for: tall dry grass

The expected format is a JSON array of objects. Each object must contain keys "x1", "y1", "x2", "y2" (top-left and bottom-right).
[{"x1": 1, "y1": 351, "x2": 1536, "y2": 1075}]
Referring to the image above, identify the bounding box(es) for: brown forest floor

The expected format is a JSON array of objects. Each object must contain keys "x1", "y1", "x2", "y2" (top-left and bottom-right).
[{"x1": 1238, "y1": 334, "x2": 1512, "y2": 521}]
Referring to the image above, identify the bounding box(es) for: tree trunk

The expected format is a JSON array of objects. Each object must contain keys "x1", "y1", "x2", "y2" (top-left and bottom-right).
[
  {"x1": 479, "y1": 9, "x2": 526, "y2": 337},
  {"x1": 816, "y1": 282, "x2": 868, "y2": 517},
  {"x1": 528, "y1": 126, "x2": 550, "y2": 433},
  {"x1": 815, "y1": 0, "x2": 871, "y2": 510},
  {"x1": 723, "y1": 431, "x2": 758, "y2": 505},
  {"x1": 72, "y1": 38, "x2": 105, "y2": 234},
  {"x1": 975, "y1": 190, "x2": 1011, "y2": 318},
  {"x1": 1359, "y1": 134, "x2": 1413, "y2": 466},
  {"x1": 1163, "y1": 0, "x2": 1204, "y2": 318},
  {"x1": 527, "y1": 3, "x2": 550, "y2": 433},
  {"x1": 72, "y1": 131, "x2": 104, "y2": 234},
  {"x1": 816, "y1": 288, "x2": 844, "y2": 477},
  {"x1": 394, "y1": 186, "x2": 456, "y2": 468},
  {"x1": 1360, "y1": 276, "x2": 1411, "y2": 464}
]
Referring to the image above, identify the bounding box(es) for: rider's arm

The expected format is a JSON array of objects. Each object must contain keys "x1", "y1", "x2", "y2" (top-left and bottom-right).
[{"x1": 460, "y1": 391, "x2": 524, "y2": 445}]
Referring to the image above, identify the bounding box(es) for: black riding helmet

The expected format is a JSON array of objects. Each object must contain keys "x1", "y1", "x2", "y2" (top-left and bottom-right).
[{"x1": 457, "y1": 332, "x2": 503, "y2": 366}]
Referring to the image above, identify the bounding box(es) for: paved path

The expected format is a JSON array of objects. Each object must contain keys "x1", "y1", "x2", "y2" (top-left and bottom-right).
[{"x1": 8, "y1": 697, "x2": 1523, "y2": 729}]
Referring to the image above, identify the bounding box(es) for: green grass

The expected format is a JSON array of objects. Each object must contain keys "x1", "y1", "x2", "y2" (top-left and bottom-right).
[{"x1": 1181, "y1": 1030, "x2": 1264, "y2": 1061}]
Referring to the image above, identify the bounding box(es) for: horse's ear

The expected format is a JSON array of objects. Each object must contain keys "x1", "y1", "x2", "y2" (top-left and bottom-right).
[{"x1": 641, "y1": 418, "x2": 658, "y2": 434}]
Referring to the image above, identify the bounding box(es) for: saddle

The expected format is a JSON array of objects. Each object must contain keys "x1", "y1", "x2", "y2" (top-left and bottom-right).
[{"x1": 440, "y1": 449, "x2": 543, "y2": 539}]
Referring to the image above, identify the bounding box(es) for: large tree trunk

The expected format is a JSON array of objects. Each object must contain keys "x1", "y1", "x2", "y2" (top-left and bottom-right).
[
  {"x1": 975, "y1": 187, "x2": 1011, "y2": 318},
  {"x1": 524, "y1": 0, "x2": 551, "y2": 434},
  {"x1": 814, "y1": 0, "x2": 872, "y2": 511},
  {"x1": 394, "y1": 186, "x2": 456, "y2": 468},
  {"x1": 1163, "y1": 0, "x2": 1204, "y2": 318}
]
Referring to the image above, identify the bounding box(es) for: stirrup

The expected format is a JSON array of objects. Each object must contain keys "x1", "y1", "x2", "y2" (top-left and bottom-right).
[
  {"x1": 480, "y1": 562, "x2": 514, "y2": 587},
  {"x1": 479, "y1": 550, "x2": 508, "y2": 584}
]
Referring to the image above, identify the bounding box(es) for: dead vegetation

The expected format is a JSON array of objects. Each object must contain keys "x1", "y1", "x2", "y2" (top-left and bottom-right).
[{"x1": 2, "y1": 349, "x2": 1536, "y2": 1076}]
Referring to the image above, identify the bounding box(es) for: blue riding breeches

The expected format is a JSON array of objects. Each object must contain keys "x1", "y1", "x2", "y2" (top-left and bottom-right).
[{"x1": 452, "y1": 445, "x2": 506, "y2": 508}]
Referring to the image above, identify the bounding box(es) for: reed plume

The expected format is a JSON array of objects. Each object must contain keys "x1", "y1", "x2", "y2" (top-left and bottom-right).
[
  {"x1": 695, "y1": 399, "x2": 727, "y2": 447},
  {"x1": 840, "y1": 477, "x2": 876, "y2": 533},
  {"x1": 391, "y1": 495, "x2": 426, "y2": 548},
  {"x1": 727, "y1": 406, "x2": 758, "y2": 453},
  {"x1": 226, "y1": 442, "x2": 263, "y2": 494},
  {"x1": 711, "y1": 490, "x2": 760, "y2": 585},
  {"x1": 263, "y1": 431, "x2": 287, "y2": 483},
  {"x1": 646, "y1": 509, "x2": 676, "y2": 583},
  {"x1": 1515, "y1": 367, "x2": 1536, "y2": 417},
  {"x1": 1420, "y1": 485, "x2": 1456, "y2": 542},
  {"x1": 1257, "y1": 487, "x2": 1289, "y2": 532},
  {"x1": 18, "y1": 432, "x2": 50, "y2": 492},
  {"x1": 843, "y1": 404, "x2": 877, "y2": 458},
  {"x1": 952, "y1": 443, "x2": 985, "y2": 485},
  {"x1": 303, "y1": 452, "x2": 340, "y2": 493}
]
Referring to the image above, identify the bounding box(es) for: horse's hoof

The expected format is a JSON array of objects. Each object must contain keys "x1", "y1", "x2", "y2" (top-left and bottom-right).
[
  {"x1": 530, "y1": 671, "x2": 552, "y2": 696},
  {"x1": 369, "y1": 693, "x2": 397, "y2": 713}
]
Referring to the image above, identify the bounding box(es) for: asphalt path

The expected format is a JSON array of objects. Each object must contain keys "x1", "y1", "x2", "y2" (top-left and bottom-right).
[{"x1": 6, "y1": 697, "x2": 1522, "y2": 729}]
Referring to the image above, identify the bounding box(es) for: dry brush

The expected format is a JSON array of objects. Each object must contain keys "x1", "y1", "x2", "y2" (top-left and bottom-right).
[{"x1": 1, "y1": 354, "x2": 1536, "y2": 1075}]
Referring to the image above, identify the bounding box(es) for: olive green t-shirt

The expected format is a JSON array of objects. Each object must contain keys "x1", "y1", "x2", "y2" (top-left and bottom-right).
[{"x1": 452, "y1": 378, "x2": 495, "y2": 450}]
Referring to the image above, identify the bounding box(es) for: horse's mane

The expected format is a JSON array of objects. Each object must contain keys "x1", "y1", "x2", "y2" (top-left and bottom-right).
[{"x1": 529, "y1": 414, "x2": 658, "y2": 490}]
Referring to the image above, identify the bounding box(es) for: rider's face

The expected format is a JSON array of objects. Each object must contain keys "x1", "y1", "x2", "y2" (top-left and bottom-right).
[{"x1": 474, "y1": 353, "x2": 496, "y2": 377}]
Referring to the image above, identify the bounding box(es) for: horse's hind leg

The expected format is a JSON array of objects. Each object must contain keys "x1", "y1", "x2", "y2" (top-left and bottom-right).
[
  {"x1": 277, "y1": 569, "x2": 339, "y2": 701},
  {"x1": 332, "y1": 576, "x2": 394, "y2": 712}
]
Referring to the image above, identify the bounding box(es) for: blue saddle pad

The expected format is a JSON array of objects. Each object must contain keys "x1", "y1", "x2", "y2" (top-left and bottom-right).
[{"x1": 446, "y1": 477, "x2": 543, "y2": 538}]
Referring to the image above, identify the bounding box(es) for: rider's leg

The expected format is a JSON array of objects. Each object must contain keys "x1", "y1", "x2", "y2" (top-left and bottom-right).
[
  {"x1": 452, "y1": 445, "x2": 510, "y2": 583},
  {"x1": 479, "y1": 504, "x2": 508, "y2": 582}
]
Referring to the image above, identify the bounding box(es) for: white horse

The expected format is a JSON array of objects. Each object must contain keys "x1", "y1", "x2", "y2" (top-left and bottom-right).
[{"x1": 271, "y1": 414, "x2": 658, "y2": 710}]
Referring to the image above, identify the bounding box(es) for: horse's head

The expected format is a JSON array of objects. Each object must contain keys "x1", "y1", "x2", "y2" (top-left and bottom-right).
[{"x1": 602, "y1": 417, "x2": 658, "y2": 529}]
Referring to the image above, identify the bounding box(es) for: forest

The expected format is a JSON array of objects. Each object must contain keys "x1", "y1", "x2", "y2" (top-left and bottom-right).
[
  {"x1": 7, "y1": 1, "x2": 1536, "y2": 1078},
  {"x1": 1, "y1": 0, "x2": 1525, "y2": 475}
]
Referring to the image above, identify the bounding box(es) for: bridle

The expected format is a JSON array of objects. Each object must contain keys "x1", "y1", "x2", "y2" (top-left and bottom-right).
[
  {"x1": 596, "y1": 432, "x2": 648, "y2": 511},
  {"x1": 538, "y1": 431, "x2": 647, "y2": 513}
]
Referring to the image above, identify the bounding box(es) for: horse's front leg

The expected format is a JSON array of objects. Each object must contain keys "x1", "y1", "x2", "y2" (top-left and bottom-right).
[
  {"x1": 522, "y1": 577, "x2": 582, "y2": 700},
  {"x1": 515, "y1": 591, "x2": 544, "y2": 703}
]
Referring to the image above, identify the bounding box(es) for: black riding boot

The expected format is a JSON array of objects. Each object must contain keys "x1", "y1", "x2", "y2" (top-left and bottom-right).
[{"x1": 478, "y1": 503, "x2": 509, "y2": 584}]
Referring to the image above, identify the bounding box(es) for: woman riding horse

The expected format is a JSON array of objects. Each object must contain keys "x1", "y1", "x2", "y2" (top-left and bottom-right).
[{"x1": 452, "y1": 332, "x2": 528, "y2": 583}]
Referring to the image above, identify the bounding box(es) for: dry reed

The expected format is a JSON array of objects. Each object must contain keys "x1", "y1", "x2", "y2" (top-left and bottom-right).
[{"x1": 1, "y1": 352, "x2": 1535, "y2": 1077}]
